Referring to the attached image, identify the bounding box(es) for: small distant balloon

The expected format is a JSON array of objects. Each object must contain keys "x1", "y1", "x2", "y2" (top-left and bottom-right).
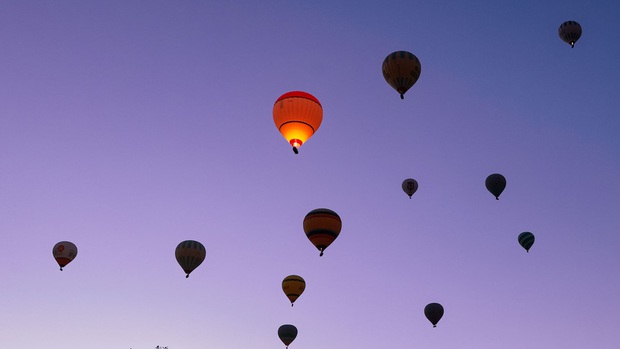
[
  {"x1": 424, "y1": 303, "x2": 444, "y2": 328},
  {"x1": 175, "y1": 240, "x2": 206, "y2": 278},
  {"x1": 303, "y1": 208, "x2": 342, "y2": 256},
  {"x1": 558, "y1": 21, "x2": 582, "y2": 48},
  {"x1": 518, "y1": 232, "x2": 535, "y2": 252},
  {"x1": 278, "y1": 324, "x2": 298, "y2": 348},
  {"x1": 53, "y1": 241, "x2": 78, "y2": 271},
  {"x1": 382, "y1": 51, "x2": 421, "y2": 99},
  {"x1": 402, "y1": 178, "x2": 418, "y2": 199},
  {"x1": 282, "y1": 275, "x2": 306, "y2": 306},
  {"x1": 485, "y1": 173, "x2": 506, "y2": 200}
]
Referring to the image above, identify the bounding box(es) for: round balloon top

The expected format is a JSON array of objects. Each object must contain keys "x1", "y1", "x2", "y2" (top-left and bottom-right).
[
  {"x1": 485, "y1": 173, "x2": 506, "y2": 200},
  {"x1": 278, "y1": 324, "x2": 298, "y2": 348},
  {"x1": 52, "y1": 241, "x2": 78, "y2": 271},
  {"x1": 518, "y1": 232, "x2": 535, "y2": 252},
  {"x1": 282, "y1": 275, "x2": 306, "y2": 306},
  {"x1": 424, "y1": 303, "x2": 444, "y2": 327},
  {"x1": 303, "y1": 208, "x2": 342, "y2": 256},
  {"x1": 273, "y1": 91, "x2": 323, "y2": 154},
  {"x1": 382, "y1": 51, "x2": 421, "y2": 99},
  {"x1": 402, "y1": 178, "x2": 418, "y2": 199},
  {"x1": 175, "y1": 240, "x2": 206, "y2": 278},
  {"x1": 558, "y1": 20, "x2": 582, "y2": 48}
]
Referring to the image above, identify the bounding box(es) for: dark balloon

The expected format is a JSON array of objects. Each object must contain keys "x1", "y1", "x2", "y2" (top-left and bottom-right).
[
  {"x1": 518, "y1": 232, "x2": 535, "y2": 252},
  {"x1": 175, "y1": 240, "x2": 206, "y2": 278},
  {"x1": 558, "y1": 21, "x2": 582, "y2": 48},
  {"x1": 278, "y1": 324, "x2": 298, "y2": 348},
  {"x1": 424, "y1": 303, "x2": 444, "y2": 328},
  {"x1": 485, "y1": 173, "x2": 506, "y2": 200},
  {"x1": 402, "y1": 178, "x2": 418, "y2": 199},
  {"x1": 303, "y1": 208, "x2": 342, "y2": 256},
  {"x1": 382, "y1": 51, "x2": 421, "y2": 99}
]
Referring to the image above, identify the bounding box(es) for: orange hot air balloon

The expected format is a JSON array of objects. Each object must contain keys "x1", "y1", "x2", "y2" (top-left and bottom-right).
[{"x1": 273, "y1": 91, "x2": 323, "y2": 154}]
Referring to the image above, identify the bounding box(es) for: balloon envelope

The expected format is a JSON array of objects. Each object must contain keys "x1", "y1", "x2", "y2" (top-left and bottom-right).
[
  {"x1": 282, "y1": 275, "x2": 306, "y2": 306},
  {"x1": 485, "y1": 173, "x2": 506, "y2": 200},
  {"x1": 424, "y1": 303, "x2": 444, "y2": 327},
  {"x1": 175, "y1": 240, "x2": 206, "y2": 278},
  {"x1": 382, "y1": 51, "x2": 421, "y2": 99},
  {"x1": 278, "y1": 324, "x2": 298, "y2": 348},
  {"x1": 402, "y1": 178, "x2": 418, "y2": 198},
  {"x1": 558, "y1": 21, "x2": 582, "y2": 48},
  {"x1": 303, "y1": 208, "x2": 342, "y2": 256},
  {"x1": 518, "y1": 232, "x2": 535, "y2": 252},
  {"x1": 52, "y1": 241, "x2": 78, "y2": 271},
  {"x1": 273, "y1": 91, "x2": 323, "y2": 153}
]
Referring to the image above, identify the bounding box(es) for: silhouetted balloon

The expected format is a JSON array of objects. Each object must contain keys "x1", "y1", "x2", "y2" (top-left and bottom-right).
[
  {"x1": 53, "y1": 241, "x2": 78, "y2": 271},
  {"x1": 559, "y1": 21, "x2": 582, "y2": 48},
  {"x1": 278, "y1": 324, "x2": 298, "y2": 348},
  {"x1": 303, "y1": 208, "x2": 342, "y2": 256},
  {"x1": 382, "y1": 51, "x2": 421, "y2": 99},
  {"x1": 485, "y1": 173, "x2": 506, "y2": 200},
  {"x1": 518, "y1": 232, "x2": 535, "y2": 252},
  {"x1": 402, "y1": 178, "x2": 418, "y2": 199},
  {"x1": 175, "y1": 240, "x2": 206, "y2": 278},
  {"x1": 282, "y1": 275, "x2": 306, "y2": 306},
  {"x1": 424, "y1": 303, "x2": 444, "y2": 328},
  {"x1": 273, "y1": 91, "x2": 323, "y2": 154}
]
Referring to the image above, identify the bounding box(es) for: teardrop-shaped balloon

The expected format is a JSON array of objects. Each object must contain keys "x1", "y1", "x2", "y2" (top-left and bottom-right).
[
  {"x1": 558, "y1": 21, "x2": 582, "y2": 48},
  {"x1": 303, "y1": 208, "x2": 342, "y2": 256},
  {"x1": 278, "y1": 324, "x2": 298, "y2": 348},
  {"x1": 485, "y1": 173, "x2": 506, "y2": 200},
  {"x1": 402, "y1": 178, "x2": 418, "y2": 199},
  {"x1": 273, "y1": 91, "x2": 323, "y2": 154},
  {"x1": 52, "y1": 241, "x2": 78, "y2": 271},
  {"x1": 382, "y1": 51, "x2": 421, "y2": 99},
  {"x1": 518, "y1": 232, "x2": 535, "y2": 252},
  {"x1": 175, "y1": 240, "x2": 206, "y2": 278},
  {"x1": 424, "y1": 303, "x2": 444, "y2": 328},
  {"x1": 282, "y1": 275, "x2": 306, "y2": 306}
]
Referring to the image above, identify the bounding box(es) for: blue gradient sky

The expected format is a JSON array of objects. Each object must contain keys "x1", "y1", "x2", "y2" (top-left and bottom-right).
[{"x1": 1, "y1": 1, "x2": 619, "y2": 348}]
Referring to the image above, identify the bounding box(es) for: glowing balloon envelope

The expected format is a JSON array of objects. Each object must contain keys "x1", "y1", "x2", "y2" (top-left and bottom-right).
[
  {"x1": 402, "y1": 178, "x2": 418, "y2": 199},
  {"x1": 175, "y1": 240, "x2": 206, "y2": 278},
  {"x1": 282, "y1": 275, "x2": 306, "y2": 306},
  {"x1": 558, "y1": 21, "x2": 582, "y2": 48},
  {"x1": 518, "y1": 232, "x2": 535, "y2": 252},
  {"x1": 382, "y1": 51, "x2": 421, "y2": 99},
  {"x1": 485, "y1": 173, "x2": 506, "y2": 200},
  {"x1": 303, "y1": 208, "x2": 342, "y2": 256},
  {"x1": 278, "y1": 324, "x2": 298, "y2": 348},
  {"x1": 273, "y1": 91, "x2": 323, "y2": 154},
  {"x1": 53, "y1": 241, "x2": 78, "y2": 271},
  {"x1": 424, "y1": 303, "x2": 444, "y2": 328}
]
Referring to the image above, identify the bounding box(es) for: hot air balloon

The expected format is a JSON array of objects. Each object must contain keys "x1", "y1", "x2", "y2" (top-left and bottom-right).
[
  {"x1": 402, "y1": 178, "x2": 418, "y2": 199},
  {"x1": 282, "y1": 275, "x2": 306, "y2": 306},
  {"x1": 303, "y1": 208, "x2": 342, "y2": 256},
  {"x1": 485, "y1": 173, "x2": 506, "y2": 200},
  {"x1": 424, "y1": 303, "x2": 444, "y2": 328},
  {"x1": 175, "y1": 240, "x2": 206, "y2": 278},
  {"x1": 382, "y1": 51, "x2": 421, "y2": 99},
  {"x1": 53, "y1": 241, "x2": 78, "y2": 271},
  {"x1": 518, "y1": 232, "x2": 535, "y2": 252},
  {"x1": 273, "y1": 91, "x2": 323, "y2": 154},
  {"x1": 559, "y1": 21, "x2": 582, "y2": 48},
  {"x1": 278, "y1": 324, "x2": 298, "y2": 349}
]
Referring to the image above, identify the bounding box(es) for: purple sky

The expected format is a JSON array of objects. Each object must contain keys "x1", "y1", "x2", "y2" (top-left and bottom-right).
[{"x1": 1, "y1": 1, "x2": 619, "y2": 348}]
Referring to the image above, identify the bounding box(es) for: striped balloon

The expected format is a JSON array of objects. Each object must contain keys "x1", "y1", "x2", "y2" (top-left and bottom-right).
[
  {"x1": 282, "y1": 275, "x2": 306, "y2": 306},
  {"x1": 273, "y1": 91, "x2": 323, "y2": 154},
  {"x1": 518, "y1": 232, "x2": 535, "y2": 252},
  {"x1": 52, "y1": 241, "x2": 78, "y2": 271},
  {"x1": 382, "y1": 51, "x2": 421, "y2": 99},
  {"x1": 558, "y1": 21, "x2": 582, "y2": 48},
  {"x1": 278, "y1": 324, "x2": 298, "y2": 348},
  {"x1": 303, "y1": 208, "x2": 342, "y2": 256},
  {"x1": 175, "y1": 240, "x2": 206, "y2": 278}
]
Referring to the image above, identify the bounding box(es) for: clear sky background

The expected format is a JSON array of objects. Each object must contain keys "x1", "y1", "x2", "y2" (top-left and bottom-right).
[{"x1": 1, "y1": 1, "x2": 619, "y2": 348}]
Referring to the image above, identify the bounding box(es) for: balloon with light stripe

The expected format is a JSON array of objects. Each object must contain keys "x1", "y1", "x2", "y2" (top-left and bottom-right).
[
  {"x1": 175, "y1": 240, "x2": 206, "y2": 278},
  {"x1": 282, "y1": 275, "x2": 306, "y2": 306},
  {"x1": 382, "y1": 50, "x2": 421, "y2": 99},
  {"x1": 53, "y1": 241, "x2": 78, "y2": 271},
  {"x1": 518, "y1": 232, "x2": 535, "y2": 252},
  {"x1": 303, "y1": 208, "x2": 342, "y2": 256},
  {"x1": 273, "y1": 91, "x2": 323, "y2": 154},
  {"x1": 558, "y1": 21, "x2": 581, "y2": 48}
]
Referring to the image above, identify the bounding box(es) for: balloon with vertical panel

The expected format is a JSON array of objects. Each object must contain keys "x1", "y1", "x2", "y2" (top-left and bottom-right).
[
  {"x1": 402, "y1": 178, "x2": 419, "y2": 199},
  {"x1": 273, "y1": 91, "x2": 323, "y2": 154},
  {"x1": 303, "y1": 208, "x2": 342, "y2": 256},
  {"x1": 518, "y1": 232, "x2": 535, "y2": 252},
  {"x1": 282, "y1": 275, "x2": 306, "y2": 306},
  {"x1": 558, "y1": 21, "x2": 582, "y2": 48},
  {"x1": 53, "y1": 241, "x2": 78, "y2": 271},
  {"x1": 382, "y1": 51, "x2": 421, "y2": 99},
  {"x1": 175, "y1": 240, "x2": 206, "y2": 278},
  {"x1": 278, "y1": 324, "x2": 298, "y2": 349}
]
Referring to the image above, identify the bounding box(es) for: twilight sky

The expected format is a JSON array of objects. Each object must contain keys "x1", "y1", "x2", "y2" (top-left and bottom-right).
[{"x1": 1, "y1": 1, "x2": 619, "y2": 348}]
